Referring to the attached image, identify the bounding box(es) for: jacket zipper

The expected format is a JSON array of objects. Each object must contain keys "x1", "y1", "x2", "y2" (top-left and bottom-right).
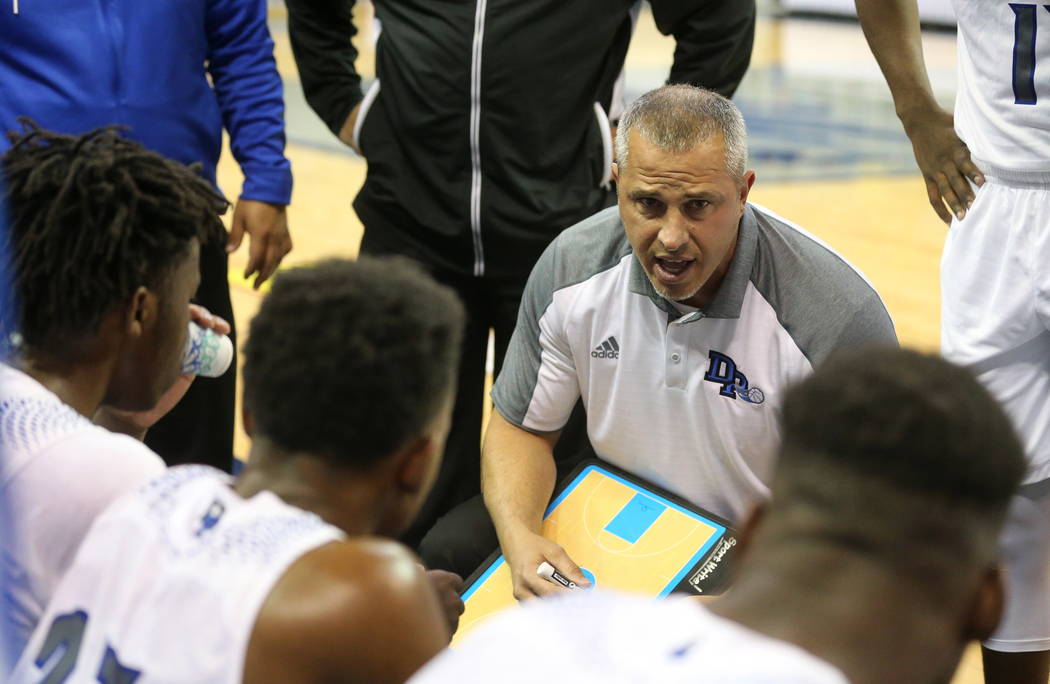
[{"x1": 469, "y1": 0, "x2": 488, "y2": 277}]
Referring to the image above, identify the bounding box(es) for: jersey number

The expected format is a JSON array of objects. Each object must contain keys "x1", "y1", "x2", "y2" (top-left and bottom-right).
[
  {"x1": 1010, "y1": 3, "x2": 1050, "y2": 104},
  {"x1": 34, "y1": 611, "x2": 140, "y2": 684}
]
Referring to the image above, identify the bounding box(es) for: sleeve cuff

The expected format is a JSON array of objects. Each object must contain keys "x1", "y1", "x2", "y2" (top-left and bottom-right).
[{"x1": 239, "y1": 163, "x2": 294, "y2": 206}]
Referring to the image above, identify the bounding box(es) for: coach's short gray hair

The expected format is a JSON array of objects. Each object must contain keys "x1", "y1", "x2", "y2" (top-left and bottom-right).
[{"x1": 615, "y1": 85, "x2": 748, "y2": 180}]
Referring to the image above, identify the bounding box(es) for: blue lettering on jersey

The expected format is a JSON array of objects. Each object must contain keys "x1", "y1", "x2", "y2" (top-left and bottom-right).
[
  {"x1": 196, "y1": 499, "x2": 226, "y2": 537},
  {"x1": 34, "y1": 612, "x2": 140, "y2": 683},
  {"x1": 98, "y1": 646, "x2": 140, "y2": 684},
  {"x1": 704, "y1": 350, "x2": 765, "y2": 404}
]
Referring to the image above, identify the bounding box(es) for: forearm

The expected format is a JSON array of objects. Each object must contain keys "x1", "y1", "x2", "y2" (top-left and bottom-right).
[
  {"x1": 481, "y1": 412, "x2": 559, "y2": 545},
  {"x1": 206, "y1": 0, "x2": 292, "y2": 205},
  {"x1": 854, "y1": 0, "x2": 941, "y2": 127}
]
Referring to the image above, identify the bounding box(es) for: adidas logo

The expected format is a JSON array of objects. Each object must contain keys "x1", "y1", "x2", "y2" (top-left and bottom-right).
[{"x1": 591, "y1": 336, "x2": 620, "y2": 359}]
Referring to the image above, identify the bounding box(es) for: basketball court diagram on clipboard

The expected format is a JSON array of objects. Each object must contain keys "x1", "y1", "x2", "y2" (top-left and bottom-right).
[{"x1": 455, "y1": 461, "x2": 737, "y2": 645}]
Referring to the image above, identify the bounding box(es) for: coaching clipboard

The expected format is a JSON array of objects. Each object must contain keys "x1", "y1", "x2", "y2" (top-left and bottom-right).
[{"x1": 454, "y1": 460, "x2": 737, "y2": 645}]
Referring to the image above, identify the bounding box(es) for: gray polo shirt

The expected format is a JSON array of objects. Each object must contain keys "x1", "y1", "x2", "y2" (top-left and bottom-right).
[{"x1": 492, "y1": 204, "x2": 897, "y2": 521}]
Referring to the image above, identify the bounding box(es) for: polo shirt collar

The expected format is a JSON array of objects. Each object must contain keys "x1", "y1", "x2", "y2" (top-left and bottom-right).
[{"x1": 628, "y1": 204, "x2": 758, "y2": 320}]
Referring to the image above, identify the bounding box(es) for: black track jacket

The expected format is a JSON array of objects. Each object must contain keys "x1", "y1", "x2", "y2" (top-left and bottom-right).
[{"x1": 286, "y1": 0, "x2": 755, "y2": 279}]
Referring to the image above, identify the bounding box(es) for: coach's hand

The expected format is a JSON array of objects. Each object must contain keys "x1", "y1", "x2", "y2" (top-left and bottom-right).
[
  {"x1": 504, "y1": 530, "x2": 590, "y2": 600},
  {"x1": 425, "y1": 569, "x2": 465, "y2": 637},
  {"x1": 900, "y1": 106, "x2": 984, "y2": 224}
]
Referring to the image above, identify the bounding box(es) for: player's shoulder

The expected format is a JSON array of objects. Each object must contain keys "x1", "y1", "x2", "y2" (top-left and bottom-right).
[
  {"x1": 246, "y1": 537, "x2": 447, "y2": 683},
  {"x1": 0, "y1": 363, "x2": 163, "y2": 484},
  {"x1": 281, "y1": 536, "x2": 425, "y2": 600},
  {"x1": 272, "y1": 538, "x2": 433, "y2": 624}
]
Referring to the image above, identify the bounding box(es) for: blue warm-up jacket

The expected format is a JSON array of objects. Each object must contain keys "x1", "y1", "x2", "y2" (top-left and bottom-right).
[{"x1": 0, "y1": 0, "x2": 292, "y2": 205}]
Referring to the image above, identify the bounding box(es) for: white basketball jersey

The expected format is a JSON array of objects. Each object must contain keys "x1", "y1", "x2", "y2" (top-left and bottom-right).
[
  {"x1": 9, "y1": 465, "x2": 344, "y2": 683},
  {"x1": 411, "y1": 592, "x2": 848, "y2": 683},
  {"x1": 0, "y1": 364, "x2": 164, "y2": 663},
  {"x1": 953, "y1": 0, "x2": 1050, "y2": 174}
]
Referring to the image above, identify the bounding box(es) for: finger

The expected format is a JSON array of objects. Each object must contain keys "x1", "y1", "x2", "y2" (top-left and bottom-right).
[
  {"x1": 512, "y1": 580, "x2": 539, "y2": 601},
  {"x1": 934, "y1": 172, "x2": 966, "y2": 221},
  {"x1": 427, "y1": 569, "x2": 463, "y2": 591},
  {"x1": 527, "y1": 574, "x2": 565, "y2": 597},
  {"x1": 925, "y1": 177, "x2": 953, "y2": 225},
  {"x1": 944, "y1": 165, "x2": 975, "y2": 211},
  {"x1": 444, "y1": 593, "x2": 465, "y2": 617},
  {"x1": 959, "y1": 157, "x2": 985, "y2": 187},
  {"x1": 212, "y1": 316, "x2": 231, "y2": 336},
  {"x1": 546, "y1": 548, "x2": 589, "y2": 587},
  {"x1": 243, "y1": 229, "x2": 268, "y2": 280},
  {"x1": 227, "y1": 208, "x2": 246, "y2": 254},
  {"x1": 443, "y1": 571, "x2": 465, "y2": 593},
  {"x1": 188, "y1": 303, "x2": 212, "y2": 322},
  {"x1": 253, "y1": 241, "x2": 283, "y2": 290},
  {"x1": 187, "y1": 305, "x2": 231, "y2": 335},
  {"x1": 188, "y1": 304, "x2": 218, "y2": 330}
]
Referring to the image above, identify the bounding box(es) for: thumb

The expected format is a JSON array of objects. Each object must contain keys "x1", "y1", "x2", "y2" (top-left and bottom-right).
[{"x1": 227, "y1": 205, "x2": 246, "y2": 253}]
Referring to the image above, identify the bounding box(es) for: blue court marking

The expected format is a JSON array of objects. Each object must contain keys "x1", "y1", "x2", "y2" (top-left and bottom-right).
[
  {"x1": 580, "y1": 567, "x2": 596, "y2": 589},
  {"x1": 603, "y1": 494, "x2": 667, "y2": 543},
  {"x1": 658, "y1": 528, "x2": 723, "y2": 597},
  {"x1": 461, "y1": 557, "x2": 505, "y2": 601}
]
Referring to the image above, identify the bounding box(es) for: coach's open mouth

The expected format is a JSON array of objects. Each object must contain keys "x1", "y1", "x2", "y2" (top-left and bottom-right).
[{"x1": 653, "y1": 256, "x2": 695, "y2": 282}]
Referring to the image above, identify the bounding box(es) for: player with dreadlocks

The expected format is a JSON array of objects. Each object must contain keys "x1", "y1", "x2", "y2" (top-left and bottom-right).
[{"x1": 0, "y1": 121, "x2": 229, "y2": 663}]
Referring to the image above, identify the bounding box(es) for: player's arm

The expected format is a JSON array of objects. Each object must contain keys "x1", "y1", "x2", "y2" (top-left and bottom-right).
[
  {"x1": 854, "y1": 0, "x2": 983, "y2": 223},
  {"x1": 482, "y1": 413, "x2": 588, "y2": 599},
  {"x1": 285, "y1": 0, "x2": 365, "y2": 151},
  {"x1": 244, "y1": 539, "x2": 449, "y2": 684},
  {"x1": 205, "y1": 0, "x2": 292, "y2": 287},
  {"x1": 649, "y1": 0, "x2": 756, "y2": 97}
]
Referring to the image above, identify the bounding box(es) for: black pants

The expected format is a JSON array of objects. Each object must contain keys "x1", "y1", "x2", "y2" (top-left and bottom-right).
[
  {"x1": 359, "y1": 233, "x2": 594, "y2": 565},
  {"x1": 418, "y1": 407, "x2": 594, "y2": 578},
  {"x1": 145, "y1": 238, "x2": 236, "y2": 472},
  {"x1": 410, "y1": 269, "x2": 524, "y2": 548}
]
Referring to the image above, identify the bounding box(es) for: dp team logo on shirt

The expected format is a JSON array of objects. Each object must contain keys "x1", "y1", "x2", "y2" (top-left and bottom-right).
[{"x1": 704, "y1": 350, "x2": 765, "y2": 404}]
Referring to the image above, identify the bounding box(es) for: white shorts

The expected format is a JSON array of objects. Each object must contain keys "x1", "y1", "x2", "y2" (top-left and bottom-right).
[
  {"x1": 942, "y1": 174, "x2": 1050, "y2": 652},
  {"x1": 985, "y1": 481, "x2": 1050, "y2": 652},
  {"x1": 941, "y1": 175, "x2": 1050, "y2": 482}
]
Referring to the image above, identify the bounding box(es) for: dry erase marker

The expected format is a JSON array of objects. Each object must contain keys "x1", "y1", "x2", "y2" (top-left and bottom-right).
[{"x1": 536, "y1": 561, "x2": 579, "y2": 590}]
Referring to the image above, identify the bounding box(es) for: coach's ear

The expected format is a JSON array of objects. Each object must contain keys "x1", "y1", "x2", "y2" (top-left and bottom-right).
[
  {"x1": 734, "y1": 502, "x2": 766, "y2": 563},
  {"x1": 966, "y1": 565, "x2": 1005, "y2": 641}
]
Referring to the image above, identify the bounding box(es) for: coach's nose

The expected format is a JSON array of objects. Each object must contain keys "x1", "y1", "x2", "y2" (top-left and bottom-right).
[{"x1": 657, "y1": 212, "x2": 690, "y2": 253}]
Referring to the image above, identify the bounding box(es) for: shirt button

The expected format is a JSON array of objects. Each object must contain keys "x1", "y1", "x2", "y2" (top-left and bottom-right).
[{"x1": 671, "y1": 352, "x2": 681, "y2": 363}]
